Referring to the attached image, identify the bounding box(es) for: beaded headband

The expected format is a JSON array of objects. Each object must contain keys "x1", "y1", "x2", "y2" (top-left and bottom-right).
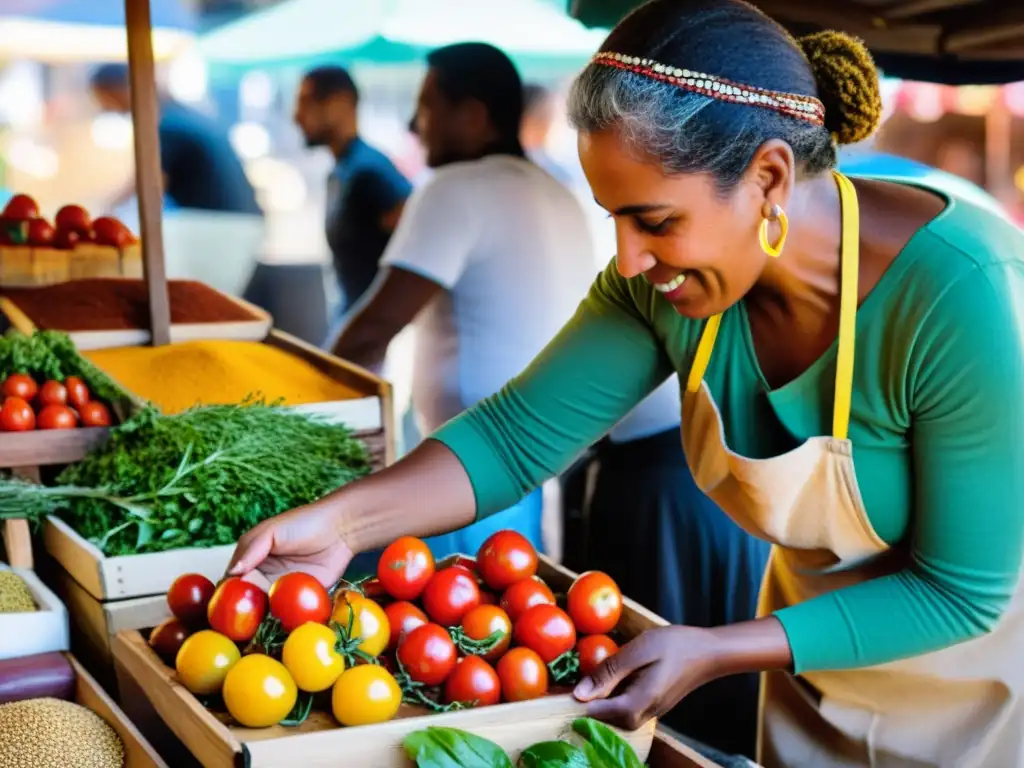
[{"x1": 592, "y1": 51, "x2": 826, "y2": 127}]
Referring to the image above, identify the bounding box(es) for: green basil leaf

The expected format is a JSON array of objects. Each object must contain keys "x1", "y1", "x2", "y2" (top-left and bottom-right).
[
  {"x1": 518, "y1": 741, "x2": 591, "y2": 768},
  {"x1": 402, "y1": 727, "x2": 512, "y2": 768},
  {"x1": 402, "y1": 730, "x2": 461, "y2": 768},
  {"x1": 571, "y1": 718, "x2": 643, "y2": 768}
]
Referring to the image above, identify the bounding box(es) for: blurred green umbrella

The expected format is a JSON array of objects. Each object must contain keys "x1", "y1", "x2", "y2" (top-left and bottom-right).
[{"x1": 199, "y1": 0, "x2": 607, "y2": 73}]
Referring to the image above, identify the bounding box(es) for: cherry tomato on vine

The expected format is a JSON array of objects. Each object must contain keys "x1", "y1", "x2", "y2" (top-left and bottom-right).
[
  {"x1": 207, "y1": 577, "x2": 267, "y2": 642},
  {"x1": 175, "y1": 629, "x2": 240, "y2": 695},
  {"x1": 0, "y1": 397, "x2": 35, "y2": 432},
  {"x1": 37, "y1": 404, "x2": 77, "y2": 430},
  {"x1": 37, "y1": 380, "x2": 68, "y2": 407},
  {"x1": 331, "y1": 590, "x2": 390, "y2": 657},
  {"x1": 422, "y1": 567, "x2": 481, "y2": 627},
  {"x1": 445, "y1": 655, "x2": 501, "y2": 707},
  {"x1": 499, "y1": 577, "x2": 555, "y2": 622},
  {"x1": 476, "y1": 530, "x2": 538, "y2": 591},
  {"x1": 223, "y1": 654, "x2": 297, "y2": 728},
  {"x1": 63, "y1": 376, "x2": 90, "y2": 410},
  {"x1": 384, "y1": 601, "x2": 428, "y2": 651},
  {"x1": 497, "y1": 647, "x2": 548, "y2": 702},
  {"x1": 269, "y1": 572, "x2": 331, "y2": 632},
  {"x1": 167, "y1": 573, "x2": 215, "y2": 629},
  {"x1": 282, "y1": 622, "x2": 346, "y2": 692},
  {"x1": 459, "y1": 605, "x2": 512, "y2": 662},
  {"x1": 377, "y1": 536, "x2": 435, "y2": 601},
  {"x1": 1, "y1": 374, "x2": 37, "y2": 402},
  {"x1": 567, "y1": 571, "x2": 623, "y2": 635},
  {"x1": 332, "y1": 665, "x2": 402, "y2": 726},
  {"x1": 577, "y1": 634, "x2": 619, "y2": 678},
  {"x1": 514, "y1": 604, "x2": 577, "y2": 664},
  {"x1": 397, "y1": 623, "x2": 458, "y2": 686},
  {"x1": 79, "y1": 401, "x2": 112, "y2": 427}
]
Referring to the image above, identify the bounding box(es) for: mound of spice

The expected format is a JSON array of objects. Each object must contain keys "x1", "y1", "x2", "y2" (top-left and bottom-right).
[
  {"x1": 0, "y1": 571, "x2": 35, "y2": 612},
  {"x1": 86, "y1": 340, "x2": 364, "y2": 413},
  {"x1": 0, "y1": 697, "x2": 125, "y2": 768},
  {"x1": 1, "y1": 278, "x2": 259, "y2": 332}
]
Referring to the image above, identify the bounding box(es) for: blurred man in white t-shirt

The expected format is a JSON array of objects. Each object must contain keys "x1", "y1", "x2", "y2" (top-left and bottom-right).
[{"x1": 328, "y1": 43, "x2": 595, "y2": 567}]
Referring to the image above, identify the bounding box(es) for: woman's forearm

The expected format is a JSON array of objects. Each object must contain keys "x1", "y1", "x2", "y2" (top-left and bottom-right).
[
  {"x1": 327, "y1": 439, "x2": 477, "y2": 553},
  {"x1": 708, "y1": 616, "x2": 793, "y2": 677}
]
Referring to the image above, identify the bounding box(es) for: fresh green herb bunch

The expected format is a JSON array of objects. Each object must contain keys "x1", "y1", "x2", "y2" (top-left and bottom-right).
[
  {"x1": 0, "y1": 329, "x2": 127, "y2": 403},
  {"x1": 0, "y1": 400, "x2": 371, "y2": 555}
]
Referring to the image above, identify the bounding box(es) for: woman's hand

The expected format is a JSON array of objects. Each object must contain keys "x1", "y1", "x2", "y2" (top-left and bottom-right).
[
  {"x1": 574, "y1": 618, "x2": 792, "y2": 730},
  {"x1": 226, "y1": 501, "x2": 354, "y2": 591}
]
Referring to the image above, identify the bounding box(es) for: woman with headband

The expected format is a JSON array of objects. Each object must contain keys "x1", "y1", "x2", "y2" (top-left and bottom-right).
[{"x1": 229, "y1": 1, "x2": 1024, "y2": 764}]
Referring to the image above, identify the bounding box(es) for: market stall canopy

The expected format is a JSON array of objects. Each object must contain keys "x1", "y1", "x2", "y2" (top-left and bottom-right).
[
  {"x1": 198, "y1": 0, "x2": 607, "y2": 73},
  {"x1": 0, "y1": 0, "x2": 196, "y2": 63},
  {"x1": 567, "y1": 0, "x2": 1024, "y2": 85}
]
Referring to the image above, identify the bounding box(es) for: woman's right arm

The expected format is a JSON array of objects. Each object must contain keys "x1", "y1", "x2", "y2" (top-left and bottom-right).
[{"x1": 229, "y1": 263, "x2": 681, "y2": 584}]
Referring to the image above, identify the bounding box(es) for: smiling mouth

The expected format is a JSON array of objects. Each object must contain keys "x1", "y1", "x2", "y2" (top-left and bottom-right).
[{"x1": 652, "y1": 273, "x2": 687, "y2": 293}]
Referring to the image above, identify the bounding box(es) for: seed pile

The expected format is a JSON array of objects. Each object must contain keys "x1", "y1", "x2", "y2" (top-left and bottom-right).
[
  {"x1": 0, "y1": 697, "x2": 124, "y2": 767},
  {"x1": 0, "y1": 571, "x2": 35, "y2": 612}
]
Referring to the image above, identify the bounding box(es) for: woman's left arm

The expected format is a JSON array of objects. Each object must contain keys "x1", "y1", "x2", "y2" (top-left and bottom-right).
[{"x1": 576, "y1": 260, "x2": 1024, "y2": 727}]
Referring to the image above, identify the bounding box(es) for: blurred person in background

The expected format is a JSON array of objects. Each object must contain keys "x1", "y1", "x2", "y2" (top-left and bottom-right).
[
  {"x1": 293, "y1": 66, "x2": 412, "y2": 322},
  {"x1": 521, "y1": 83, "x2": 577, "y2": 186},
  {"x1": 89, "y1": 64, "x2": 264, "y2": 295},
  {"x1": 328, "y1": 42, "x2": 597, "y2": 571}
]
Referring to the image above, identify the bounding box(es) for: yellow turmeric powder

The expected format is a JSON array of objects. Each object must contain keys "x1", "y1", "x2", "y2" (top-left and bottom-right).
[{"x1": 85, "y1": 340, "x2": 364, "y2": 414}]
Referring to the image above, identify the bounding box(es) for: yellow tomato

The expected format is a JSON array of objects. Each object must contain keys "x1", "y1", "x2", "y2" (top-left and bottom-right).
[
  {"x1": 331, "y1": 591, "x2": 390, "y2": 658},
  {"x1": 222, "y1": 654, "x2": 298, "y2": 728},
  {"x1": 175, "y1": 630, "x2": 240, "y2": 696},
  {"x1": 331, "y1": 665, "x2": 402, "y2": 726},
  {"x1": 282, "y1": 622, "x2": 346, "y2": 693}
]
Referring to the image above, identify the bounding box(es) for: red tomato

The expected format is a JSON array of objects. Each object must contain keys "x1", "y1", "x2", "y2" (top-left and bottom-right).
[
  {"x1": 54, "y1": 204, "x2": 91, "y2": 236},
  {"x1": 64, "y1": 376, "x2": 90, "y2": 410},
  {"x1": 79, "y1": 401, "x2": 112, "y2": 427},
  {"x1": 577, "y1": 635, "x2": 619, "y2": 678},
  {"x1": 149, "y1": 617, "x2": 191, "y2": 664},
  {"x1": 514, "y1": 604, "x2": 577, "y2": 664},
  {"x1": 2, "y1": 374, "x2": 38, "y2": 402},
  {"x1": 445, "y1": 655, "x2": 501, "y2": 707},
  {"x1": 37, "y1": 404, "x2": 77, "y2": 430},
  {"x1": 167, "y1": 573, "x2": 216, "y2": 629},
  {"x1": 497, "y1": 647, "x2": 548, "y2": 702},
  {"x1": 0, "y1": 397, "x2": 35, "y2": 432},
  {"x1": 92, "y1": 216, "x2": 131, "y2": 247},
  {"x1": 377, "y1": 536, "x2": 435, "y2": 601},
  {"x1": 3, "y1": 194, "x2": 39, "y2": 221},
  {"x1": 207, "y1": 577, "x2": 268, "y2": 643},
  {"x1": 499, "y1": 577, "x2": 555, "y2": 622},
  {"x1": 384, "y1": 601, "x2": 428, "y2": 651},
  {"x1": 460, "y1": 605, "x2": 512, "y2": 662},
  {"x1": 476, "y1": 530, "x2": 538, "y2": 591},
  {"x1": 451, "y1": 556, "x2": 478, "y2": 574},
  {"x1": 359, "y1": 577, "x2": 389, "y2": 602},
  {"x1": 37, "y1": 380, "x2": 68, "y2": 407},
  {"x1": 268, "y1": 572, "x2": 331, "y2": 633},
  {"x1": 26, "y1": 219, "x2": 55, "y2": 247},
  {"x1": 567, "y1": 571, "x2": 623, "y2": 635},
  {"x1": 422, "y1": 567, "x2": 481, "y2": 627},
  {"x1": 396, "y1": 623, "x2": 458, "y2": 686},
  {"x1": 52, "y1": 228, "x2": 81, "y2": 250}
]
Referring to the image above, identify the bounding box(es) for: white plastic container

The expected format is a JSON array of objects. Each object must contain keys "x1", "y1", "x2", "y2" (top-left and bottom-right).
[{"x1": 0, "y1": 563, "x2": 70, "y2": 660}]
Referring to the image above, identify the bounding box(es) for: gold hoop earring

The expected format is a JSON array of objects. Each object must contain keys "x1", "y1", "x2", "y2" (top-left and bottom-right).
[{"x1": 759, "y1": 204, "x2": 788, "y2": 259}]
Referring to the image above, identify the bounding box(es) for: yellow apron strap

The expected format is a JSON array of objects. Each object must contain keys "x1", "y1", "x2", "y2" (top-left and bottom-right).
[
  {"x1": 686, "y1": 313, "x2": 722, "y2": 393},
  {"x1": 832, "y1": 170, "x2": 860, "y2": 441}
]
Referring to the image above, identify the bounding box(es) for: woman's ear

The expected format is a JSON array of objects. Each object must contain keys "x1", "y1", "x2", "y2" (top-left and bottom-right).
[{"x1": 745, "y1": 139, "x2": 796, "y2": 212}]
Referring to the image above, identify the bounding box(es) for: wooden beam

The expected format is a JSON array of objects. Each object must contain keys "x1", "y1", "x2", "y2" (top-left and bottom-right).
[
  {"x1": 882, "y1": 0, "x2": 980, "y2": 21},
  {"x1": 125, "y1": 0, "x2": 171, "y2": 347}
]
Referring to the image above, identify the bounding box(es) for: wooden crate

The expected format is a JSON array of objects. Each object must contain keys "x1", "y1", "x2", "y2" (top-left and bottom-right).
[
  {"x1": 68, "y1": 653, "x2": 170, "y2": 768},
  {"x1": 650, "y1": 727, "x2": 729, "y2": 768},
  {"x1": 0, "y1": 563, "x2": 70, "y2": 661},
  {"x1": 113, "y1": 555, "x2": 667, "y2": 768}
]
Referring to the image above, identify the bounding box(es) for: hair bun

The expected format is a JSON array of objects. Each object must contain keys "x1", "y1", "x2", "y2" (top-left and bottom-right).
[{"x1": 799, "y1": 31, "x2": 882, "y2": 145}]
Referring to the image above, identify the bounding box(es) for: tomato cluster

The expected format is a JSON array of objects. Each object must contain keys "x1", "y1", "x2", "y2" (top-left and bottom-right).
[
  {"x1": 152, "y1": 530, "x2": 626, "y2": 731},
  {"x1": 0, "y1": 373, "x2": 112, "y2": 432},
  {"x1": 0, "y1": 194, "x2": 136, "y2": 250}
]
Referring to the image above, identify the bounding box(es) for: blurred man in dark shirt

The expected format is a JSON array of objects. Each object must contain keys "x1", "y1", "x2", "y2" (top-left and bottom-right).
[
  {"x1": 90, "y1": 64, "x2": 261, "y2": 216},
  {"x1": 293, "y1": 66, "x2": 411, "y2": 316}
]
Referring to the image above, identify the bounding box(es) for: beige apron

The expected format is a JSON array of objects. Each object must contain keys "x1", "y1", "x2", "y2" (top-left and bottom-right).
[{"x1": 681, "y1": 171, "x2": 1024, "y2": 768}]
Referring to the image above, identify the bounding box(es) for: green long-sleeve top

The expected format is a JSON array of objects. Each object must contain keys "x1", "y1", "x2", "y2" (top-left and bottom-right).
[{"x1": 433, "y1": 184, "x2": 1024, "y2": 674}]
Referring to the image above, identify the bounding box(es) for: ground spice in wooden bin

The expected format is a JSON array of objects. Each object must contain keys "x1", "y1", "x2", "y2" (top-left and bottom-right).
[
  {"x1": 1, "y1": 279, "x2": 258, "y2": 331},
  {"x1": 86, "y1": 340, "x2": 365, "y2": 413}
]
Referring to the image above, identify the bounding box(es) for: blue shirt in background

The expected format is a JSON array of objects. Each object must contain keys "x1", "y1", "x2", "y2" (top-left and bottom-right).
[
  {"x1": 325, "y1": 137, "x2": 412, "y2": 311},
  {"x1": 159, "y1": 100, "x2": 262, "y2": 216}
]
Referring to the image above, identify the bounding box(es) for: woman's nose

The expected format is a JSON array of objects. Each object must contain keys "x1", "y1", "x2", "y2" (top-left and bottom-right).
[{"x1": 615, "y1": 249, "x2": 657, "y2": 279}]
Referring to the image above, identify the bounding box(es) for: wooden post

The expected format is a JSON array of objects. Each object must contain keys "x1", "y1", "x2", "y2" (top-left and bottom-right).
[{"x1": 125, "y1": 0, "x2": 172, "y2": 346}]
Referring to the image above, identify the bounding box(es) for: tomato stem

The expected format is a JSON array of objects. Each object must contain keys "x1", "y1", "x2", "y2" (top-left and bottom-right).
[
  {"x1": 280, "y1": 691, "x2": 314, "y2": 727},
  {"x1": 393, "y1": 655, "x2": 465, "y2": 713},
  {"x1": 447, "y1": 627, "x2": 506, "y2": 657},
  {"x1": 331, "y1": 618, "x2": 382, "y2": 668},
  {"x1": 246, "y1": 615, "x2": 286, "y2": 658},
  {"x1": 549, "y1": 650, "x2": 581, "y2": 684}
]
